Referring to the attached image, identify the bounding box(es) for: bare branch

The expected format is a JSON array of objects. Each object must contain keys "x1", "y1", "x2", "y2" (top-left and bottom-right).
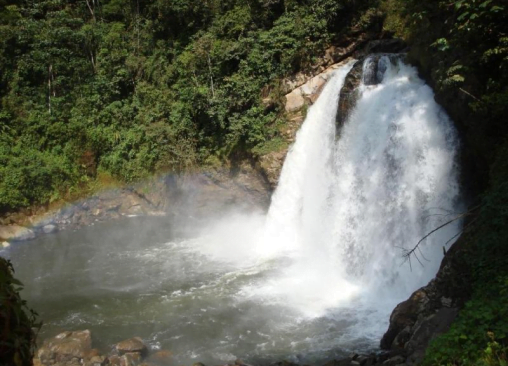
[
  {"x1": 402, "y1": 204, "x2": 482, "y2": 265},
  {"x1": 85, "y1": 0, "x2": 96, "y2": 21}
]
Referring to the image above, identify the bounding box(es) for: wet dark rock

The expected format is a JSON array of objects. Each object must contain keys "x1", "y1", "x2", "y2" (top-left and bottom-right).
[
  {"x1": 364, "y1": 39, "x2": 407, "y2": 54},
  {"x1": 362, "y1": 57, "x2": 379, "y2": 86},
  {"x1": 336, "y1": 60, "x2": 363, "y2": 130},
  {"x1": 269, "y1": 361, "x2": 301, "y2": 366},
  {"x1": 380, "y1": 289, "x2": 429, "y2": 349},
  {"x1": 375, "y1": 350, "x2": 403, "y2": 364},
  {"x1": 3, "y1": 165, "x2": 270, "y2": 241},
  {"x1": 323, "y1": 357, "x2": 363, "y2": 366},
  {"x1": 357, "y1": 355, "x2": 375, "y2": 366},
  {"x1": 115, "y1": 337, "x2": 148, "y2": 356},
  {"x1": 404, "y1": 308, "x2": 458, "y2": 365},
  {"x1": 382, "y1": 355, "x2": 405, "y2": 366},
  {"x1": 380, "y1": 235, "x2": 472, "y2": 364},
  {"x1": 362, "y1": 55, "x2": 400, "y2": 86}
]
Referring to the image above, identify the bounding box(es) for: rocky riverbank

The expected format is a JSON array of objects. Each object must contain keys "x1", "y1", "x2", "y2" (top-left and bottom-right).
[
  {"x1": 34, "y1": 329, "x2": 409, "y2": 366},
  {"x1": 0, "y1": 162, "x2": 270, "y2": 245}
]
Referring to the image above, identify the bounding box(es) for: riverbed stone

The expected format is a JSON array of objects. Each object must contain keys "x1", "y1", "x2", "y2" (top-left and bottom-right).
[
  {"x1": 146, "y1": 350, "x2": 173, "y2": 365},
  {"x1": 122, "y1": 352, "x2": 143, "y2": 366},
  {"x1": 322, "y1": 358, "x2": 354, "y2": 366},
  {"x1": 115, "y1": 337, "x2": 147, "y2": 356},
  {"x1": 382, "y1": 355, "x2": 406, "y2": 366},
  {"x1": 43, "y1": 224, "x2": 58, "y2": 234},
  {"x1": 37, "y1": 330, "x2": 92, "y2": 364},
  {"x1": 83, "y1": 355, "x2": 108, "y2": 366}
]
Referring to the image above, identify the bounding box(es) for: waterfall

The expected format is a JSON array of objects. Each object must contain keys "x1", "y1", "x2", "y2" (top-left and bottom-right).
[
  {"x1": 252, "y1": 55, "x2": 462, "y2": 321},
  {"x1": 9, "y1": 56, "x2": 464, "y2": 365}
]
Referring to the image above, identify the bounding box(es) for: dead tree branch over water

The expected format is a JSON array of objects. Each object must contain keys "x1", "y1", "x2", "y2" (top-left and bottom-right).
[{"x1": 401, "y1": 204, "x2": 482, "y2": 270}]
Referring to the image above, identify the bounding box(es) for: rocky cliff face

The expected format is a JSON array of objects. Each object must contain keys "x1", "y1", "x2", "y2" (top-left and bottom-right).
[{"x1": 380, "y1": 229, "x2": 474, "y2": 365}]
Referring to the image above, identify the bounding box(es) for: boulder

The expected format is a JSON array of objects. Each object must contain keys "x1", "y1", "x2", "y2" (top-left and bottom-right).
[
  {"x1": 37, "y1": 330, "x2": 92, "y2": 365},
  {"x1": 284, "y1": 89, "x2": 305, "y2": 112},
  {"x1": 115, "y1": 337, "x2": 147, "y2": 356},
  {"x1": 322, "y1": 358, "x2": 359, "y2": 366},
  {"x1": 146, "y1": 350, "x2": 173, "y2": 365},
  {"x1": 382, "y1": 355, "x2": 406, "y2": 366},
  {"x1": 42, "y1": 224, "x2": 57, "y2": 234},
  {"x1": 122, "y1": 352, "x2": 143, "y2": 366},
  {"x1": 0, "y1": 224, "x2": 35, "y2": 241},
  {"x1": 83, "y1": 355, "x2": 108, "y2": 366},
  {"x1": 380, "y1": 289, "x2": 429, "y2": 349},
  {"x1": 404, "y1": 308, "x2": 458, "y2": 365}
]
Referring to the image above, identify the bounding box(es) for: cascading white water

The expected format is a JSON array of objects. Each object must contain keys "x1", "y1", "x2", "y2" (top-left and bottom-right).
[{"x1": 249, "y1": 55, "x2": 462, "y2": 321}]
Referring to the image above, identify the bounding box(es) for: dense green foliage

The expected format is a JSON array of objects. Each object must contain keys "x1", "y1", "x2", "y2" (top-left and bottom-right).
[
  {"x1": 0, "y1": 258, "x2": 39, "y2": 366},
  {"x1": 381, "y1": 0, "x2": 508, "y2": 365},
  {"x1": 0, "y1": 0, "x2": 376, "y2": 212}
]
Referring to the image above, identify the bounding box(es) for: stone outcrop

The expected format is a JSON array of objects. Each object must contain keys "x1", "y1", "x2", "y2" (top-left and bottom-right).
[
  {"x1": 380, "y1": 234, "x2": 472, "y2": 365},
  {"x1": 37, "y1": 330, "x2": 92, "y2": 365},
  {"x1": 284, "y1": 61, "x2": 353, "y2": 113},
  {"x1": 115, "y1": 337, "x2": 148, "y2": 356},
  {"x1": 35, "y1": 332, "x2": 157, "y2": 366}
]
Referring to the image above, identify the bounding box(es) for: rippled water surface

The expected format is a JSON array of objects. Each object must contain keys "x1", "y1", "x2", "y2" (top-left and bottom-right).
[{"x1": 6, "y1": 216, "x2": 379, "y2": 365}]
